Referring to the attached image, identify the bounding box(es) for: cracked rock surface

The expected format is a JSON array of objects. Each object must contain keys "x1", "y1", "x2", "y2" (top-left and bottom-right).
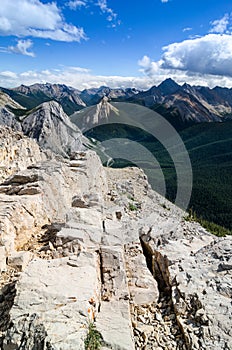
[{"x1": 0, "y1": 127, "x2": 231, "y2": 350}]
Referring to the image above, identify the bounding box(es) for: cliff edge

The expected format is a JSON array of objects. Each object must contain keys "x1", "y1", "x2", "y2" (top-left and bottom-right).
[{"x1": 0, "y1": 126, "x2": 231, "y2": 350}]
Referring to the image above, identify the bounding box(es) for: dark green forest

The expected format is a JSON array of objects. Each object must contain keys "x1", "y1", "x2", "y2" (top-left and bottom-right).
[{"x1": 84, "y1": 120, "x2": 232, "y2": 234}]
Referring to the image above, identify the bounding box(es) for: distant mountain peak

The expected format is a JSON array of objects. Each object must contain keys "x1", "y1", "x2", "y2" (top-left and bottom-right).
[
  {"x1": 34, "y1": 100, "x2": 66, "y2": 117},
  {"x1": 100, "y1": 95, "x2": 110, "y2": 102},
  {"x1": 71, "y1": 97, "x2": 120, "y2": 134},
  {"x1": 157, "y1": 78, "x2": 180, "y2": 95},
  {"x1": 93, "y1": 96, "x2": 119, "y2": 122},
  {"x1": 21, "y1": 100, "x2": 86, "y2": 157}
]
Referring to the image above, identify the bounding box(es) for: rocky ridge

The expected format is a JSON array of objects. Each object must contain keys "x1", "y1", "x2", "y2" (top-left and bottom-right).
[
  {"x1": 127, "y1": 78, "x2": 232, "y2": 124},
  {"x1": 13, "y1": 83, "x2": 86, "y2": 114},
  {"x1": 0, "y1": 92, "x2": 25, "y2": 111},
  {"x1": 0, "y1": 126, "x2": 46, "y2": 182},
  {"x1": 3, "y1": 80, "x2": 232, "y2": 125},
  {"x1": 0, "y1": 126, "x2": 231, "y2": 350},
  {"x1": 21, "y1": 101, "x2": 88, "y2": 157},
  {"x1": 0, "y1": 92, "x2": 25, "y2": 131}
]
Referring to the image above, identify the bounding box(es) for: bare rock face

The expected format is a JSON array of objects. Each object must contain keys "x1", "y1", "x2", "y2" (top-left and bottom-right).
[
  {"x1": 3, "y1": 253, "x2": 100, "y2": 350},
  {"x1": 0, "y1": 127, "x2": 231, "y2": 350},
  {"x1": 0, "y1": 126, "x2": 46, "y2": 182},
  {"x1": 0, "y1": 108, "x2": 22, "y2": 131},
  {"x1": 139, "y1": 226, "x2": 232, "y2": 349},
  {"x1": 13, "y1": 82, "x2": 86, "y2": 114},
  {"x1": 21, "y1": 101, "x2": 88, "y2": 157},
  {"x1": 0, "y1": 149, "x2": 107, "y2": 254},
  {"x1": 0, "y1": 92, "x2": 25, "y2": 132}
]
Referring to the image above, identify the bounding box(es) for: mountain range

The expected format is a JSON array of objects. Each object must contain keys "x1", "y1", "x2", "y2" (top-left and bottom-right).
[
  {"x1": 2, "y1": 78, "x2": 232, "y2": 127},
  {"x1": 0, "y1": 79, "x2": 232, "y2": 231},
  {"x1": 1, "y1": 78, "x2": 232, "y2": 349}
]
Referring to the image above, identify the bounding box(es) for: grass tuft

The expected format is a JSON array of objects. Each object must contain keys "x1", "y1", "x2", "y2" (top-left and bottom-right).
[{"x1": 85, "y1": 322, "x2": 102, "y2": 350}]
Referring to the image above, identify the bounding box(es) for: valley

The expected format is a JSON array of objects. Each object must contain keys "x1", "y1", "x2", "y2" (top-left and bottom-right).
[{"x1": 1, "y1": 79, "x2": 232, "y2": 232}]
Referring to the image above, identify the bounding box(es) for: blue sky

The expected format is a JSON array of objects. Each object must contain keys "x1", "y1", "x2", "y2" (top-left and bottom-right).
[{"x1": 1, "y1": 0, "x2": 232, "y2": 89}]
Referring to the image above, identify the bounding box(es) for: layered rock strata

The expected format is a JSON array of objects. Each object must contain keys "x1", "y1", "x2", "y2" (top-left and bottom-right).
[{"x1": 0, "y1": 127, "x2": 231, "y2": 350}]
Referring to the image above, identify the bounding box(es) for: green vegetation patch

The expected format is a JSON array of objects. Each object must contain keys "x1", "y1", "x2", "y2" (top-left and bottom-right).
[
  {"x1": 85, "y1": 322, "x2": 102, "y2": 350},
  {"x1": 185, "y1": 210, "x2": 231, "y2": 237}
]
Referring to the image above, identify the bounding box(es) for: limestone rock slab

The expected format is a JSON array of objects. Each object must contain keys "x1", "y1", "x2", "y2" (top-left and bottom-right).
[{"x1": 3, "y1": 251, "x2": 101, "y2": 350}]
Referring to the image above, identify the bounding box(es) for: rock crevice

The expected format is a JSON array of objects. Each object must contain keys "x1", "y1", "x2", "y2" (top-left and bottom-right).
[{"x1": 0, "y1": 126, "x2": 231, "y2": 350}]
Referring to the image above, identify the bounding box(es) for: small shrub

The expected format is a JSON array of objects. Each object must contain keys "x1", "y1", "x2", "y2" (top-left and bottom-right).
[
  {"x1": 85, "y1": 322, "x2": 102, "y2": 350},
  {"x1": 129, "y1": 202, "x2": 138, "y2": 211},
  {"x1": 184, "y1": 214, "x2": 193, "y2": 222}
]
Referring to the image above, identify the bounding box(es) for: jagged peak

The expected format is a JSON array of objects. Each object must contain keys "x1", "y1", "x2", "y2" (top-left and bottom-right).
[
  {"x1": 13, "y1": 84, "x2": 31, "y2": 94},
  {"x1": 157, "y1": 78, "x2": 180, "y2": 95},
  {"x1": 33, "y1": 100, "x2": 64, "y2": 111},
  {"x1": 28, "y1": 102, "x2": 70, "y2": 125},
  {"x1": 158, "y1": 77, "x2": 179, "y2": 86},
  {"x1": 100, "y1": 95, "x2": 110, "y2": 103},
  {"x1": 26, "y1": 100, "x2": 69, "y2": 123},
  {"x1": 94, "y1": 95, "x2": 119, "y2": 118}
]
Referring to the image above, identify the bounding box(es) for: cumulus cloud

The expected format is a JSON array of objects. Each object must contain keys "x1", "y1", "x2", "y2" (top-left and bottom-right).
[
  {"x1": 0, "y1": 0, "x2": 86, "y2": 42},
  {"x1": 209, "y1": 14, "x2": 229, "y2": 34},
  {"x1": 8, "y1": 39, "x2": 35, "y2": 57},
  {"x1": 138, "y1": 55, "x2": 161, "y2": 76},
  {"x1": 161, "y1": 34, "x2": 232, "y2": 76},
  {"x1": 161, "y1": 0, "x2": 169, "y2": 3},
  {"x1": 139, "y1": 34, "x2": 232, "y2": 78}
]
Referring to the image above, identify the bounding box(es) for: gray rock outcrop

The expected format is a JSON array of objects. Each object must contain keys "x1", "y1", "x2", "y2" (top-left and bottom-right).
[
  {"x1": 0, "y1": 92, "x2": 25, "y2": 131},
  {"x1": 0, "y1": 126, "x2": 46, "y2": 182},
  {"x1": 0, "y1": 148, "x2": 107, "y2": 254},
  {"x1": 21, "y1": 101, "x2": 88, "y2": 157},
  {"x1": 0, "y1": 126, "x2": 231, "y2": 350}
]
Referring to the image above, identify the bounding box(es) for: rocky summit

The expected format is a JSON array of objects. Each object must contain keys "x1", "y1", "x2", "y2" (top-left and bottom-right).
[{"x1": 0, "y1": 123, "x2": 231, "y2": 350}]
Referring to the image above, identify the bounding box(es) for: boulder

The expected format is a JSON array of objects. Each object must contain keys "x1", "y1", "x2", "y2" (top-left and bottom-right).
[
  {"x1": 7, "y1": 251, "x2": 33, "y2": 271},
  {"x1": 3, "y1": 252, "x2": 101, "y2": 350}
]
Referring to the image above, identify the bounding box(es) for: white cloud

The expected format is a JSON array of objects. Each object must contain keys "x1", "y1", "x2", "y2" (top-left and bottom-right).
[
  {"x1": 0, "y1": 0, "x2": 86, "y2": 42},
  {"x1": 0, "y1": 66, "x2": 152, "y2": 90},
  {"x1": 8, "y1": 39, "x2": 35, "y2": 57},
  {"x1": 137, "y1": 14, "x2": 232, "y2": 85},
  {"x1": 161, "y1": 0, "x2": 169, "y2": 3},
  {"x1": 66, "y1": 0, "x2": 119, "y2": 26},
  {"x1": 96, "y1": 0, "x2": 119, "y2": 26},
  {"x1": 139, "y1": 34, "x2": 232, "y2": 78},
  {"x1": 0, "y1": 71, "x2": 18, "y2": 79},
  {"x1": 28, "y1": 24, "x2": 86, "y2": 42},
  {"x1": 161, "y1": 34, "x2": 232, "y2": 76},
  {"x1": 67, "y1": 0, "x2": 87, "y2": 10},
  {"x1": 138, "y1": 55, "x2": 161, "y2": 76},
  {"x1": 209, "y1": 14, "x2": 229, "y2": 34},
  {"x1": 2, "y1": 65, "x2": 232, "y2": 92},
  {"x1": 183, "y1": 27, "x2": 192, "y2": 32}
]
